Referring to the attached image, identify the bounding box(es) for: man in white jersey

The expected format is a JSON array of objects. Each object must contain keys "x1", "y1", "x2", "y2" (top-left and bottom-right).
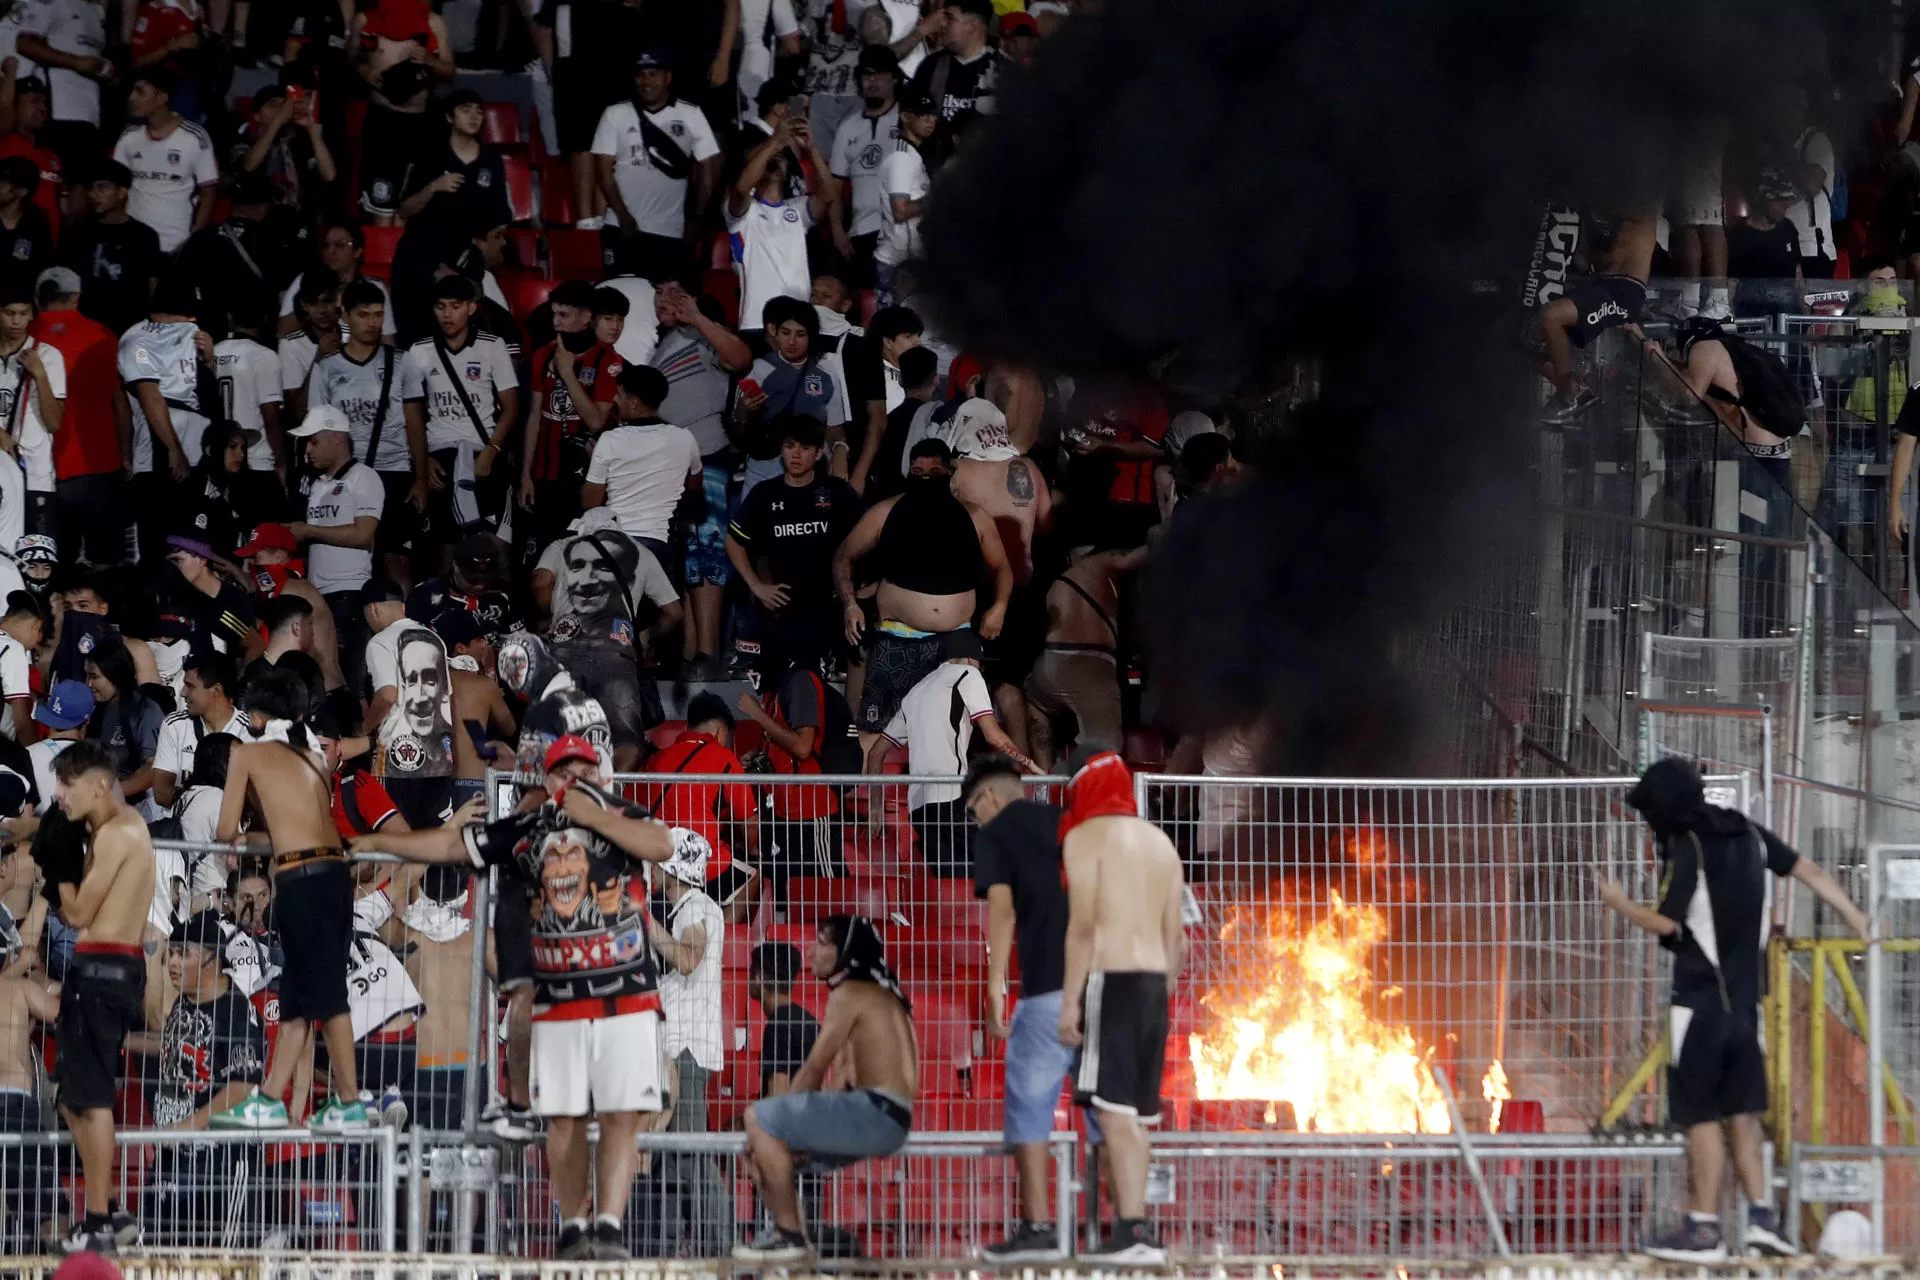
[
  {"x1": 592, "y1": 50, "x2": 722, "y2": 285},
  {"x1": 829, "y1": 45, "x2": 902, "y2": 281},
  {"x1": 120, "y1": 275, "x2": 210, "y2": 563},
  {"x1": 306, "y1": 280, "x2": 427, "y2": 583},
  {"x1": 0, "y1": 278, "x2": 65, "y2": 541},
  {"x1": 110, "y1": 68, "x2": 217, "y2": 253},
  {"x1": 404, "y1": 275, "x2": 518, "y2": 555},
  {"x1": 727, "y1": 114, "x2": 833, "y2": 338},
  {"x1": 285, "y1": 406, "x2": 385, "y2": 693},
  {"x1": 279, "y1": 275, "x2": 340, "y2": 426},
  {"x1": 873, "y1": 87, "x2": 935, "y2": 305},
  {"x1": 216, "y1": 309, "x2": 289, "y2": 505}
]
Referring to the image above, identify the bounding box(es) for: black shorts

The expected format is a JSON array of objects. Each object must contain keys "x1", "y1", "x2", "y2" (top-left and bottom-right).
[
  {"x1": 493, "y1": 877, "x2": 534, "y2": 990},
  {"x1": 766, "y1": 812, "x2": 847, "y2": 881},
  {"x1": 1564, "y1": 274, "x2": 1646, "y2": 347},
  {"x1": 359, "y1": 102, "x2": 444, "y2": 218},
  {"x1": 601, "y1": 228, "x2": 694, "y2": 287},
  {"x1": 909, "y1": 798, "x2": 972, "y2": 879},
  {"x1": 857, "y1": 629, "x2": 945, "y2": 733},
  {"x1": 57, "y1": 949, "x2": 146, "y2": 1111},
  {"x1": 1074, "y1": 970, "x2": 1169, "y2": 1122},
  {"x1": 376, "y1": 469, "x2": 419, "y2": 556},
  {"x1": 274, "y1": 859, "x2": 354, "y2": 1023},
  {"x1": 1668, "y1": 1002, "x2": 1768, "y2": 1127}
]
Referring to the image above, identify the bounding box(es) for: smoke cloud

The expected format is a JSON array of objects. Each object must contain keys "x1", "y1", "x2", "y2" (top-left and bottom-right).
[{"x1": 919, "y1": 0, "x2": 1833, "y2": 773}]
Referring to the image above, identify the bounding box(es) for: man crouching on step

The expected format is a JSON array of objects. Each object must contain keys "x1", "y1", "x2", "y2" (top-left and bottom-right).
[
  {"x1": 359, "y1": 734, "x2": 693, "y2": 1261},
  {"x1": 733, "y1": 915, "x2": 918, "y2": 1262}
]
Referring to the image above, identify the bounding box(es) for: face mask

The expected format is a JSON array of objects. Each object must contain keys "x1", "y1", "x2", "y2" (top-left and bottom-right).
[{"x1": 561, "y1": 327, "x2": 597, "y2": 354}]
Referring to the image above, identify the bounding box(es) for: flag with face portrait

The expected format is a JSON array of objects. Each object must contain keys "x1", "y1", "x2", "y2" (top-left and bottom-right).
[{"x1": 375, "y1": 624, "x2": 455, "y2": 778}]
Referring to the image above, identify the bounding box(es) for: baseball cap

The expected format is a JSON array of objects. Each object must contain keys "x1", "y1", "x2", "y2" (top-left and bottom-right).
[
  {"x1": 947, "y1": 0, "x2": 993, "y2": 22},
  {"x1": 999, "y1": 11, "x2": 1037, "y2": 37},
  {"x1": 633, "y1": 48, "x2": 673, "y2": 70},
  {"x1": 897, "y1": 85, "x2": 937, "y2": 116},
  {"x1": 951, "y1": 397, "x2": 1019, "y2": 461},
  {"x1": 35, "y1": 266, "x2": 80, "y2": 300},
  {"x1": 36, "y1": 679, "x2": 95, "y2": 730},
  {"x1": 13, "y1": 75, "x2": 46, "y2": 98},
  {"x1": 89, "y1": 159, "x2": 133, "y2": 189},
  {"x1": 0, "y1": 767, "x2": 26, "y2": 820},
  {"x1": 856, "y1": 44, "x2": 901, "y2": 77},
  {"x1": 289, "y1": 404, "x2": 352, "y2": 437},
  {"x1": 544, "y1": 734, "x2": 599, "y2": 774},
  {"x1": 168, "y1": 907, "x2": 225, "y2": 949},
  {"x1": 456, "y1": 533, "x2": 502, "y2": 580},
  {"x1": 236, "y1": 523, "x2": 298, "y2": 557},
  {"x1": 434, "y1": 607, "x2": 486, "y2": 649},
  {"x1": 14, "y1": 533, "x2": 56, "y2": 566},
  {"x1": 165, "y1": 533, "x2": 218, "y2": 562},
  {"x1": 943, "y1": 627, "x2": 985, "y2": 663},
  {"x1": 0, "y1": 156, "x2": 40, "y2": 198}
]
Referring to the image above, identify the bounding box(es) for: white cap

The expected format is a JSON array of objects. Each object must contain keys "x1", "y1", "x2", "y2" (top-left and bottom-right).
[
  {"x1": 661, "y1": 827, "x2": 710, "y2": 887},
  {"x1": 951, "y1": 398, "x2": 1019, "y2": 461},
  {"x1": 568, "y1": 506, "x2": 622, "y2": 534},
  {"x1": 1167, "y1": 410, "x2": 1218, "y2": 453},
  {"x1": 288, "y1": 405, "x2": 352, "y2": 438}
]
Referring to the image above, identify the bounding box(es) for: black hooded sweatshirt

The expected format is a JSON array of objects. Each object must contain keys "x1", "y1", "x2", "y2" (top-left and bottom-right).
[{"x1": 1626, "y1": 758, "x2": 1799, "y2": 1015}]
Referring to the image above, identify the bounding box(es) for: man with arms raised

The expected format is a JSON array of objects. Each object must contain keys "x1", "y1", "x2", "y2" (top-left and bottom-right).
[
  {"x1": 44, "y1": 738, "x2": 157, "y2": 1253},
  {"x1": 362, "y1": 734, "x2": 691, "y2": 1261},
  {"x1": 1058, "y1": 750, "x2": 1184, "y2": 1264},
  {"x1": 210, "y1": 667, "x2": 369, "y2": 1131},
  {"x1": 735, "y1": 914, "x2": 918, "y2": 1262}
]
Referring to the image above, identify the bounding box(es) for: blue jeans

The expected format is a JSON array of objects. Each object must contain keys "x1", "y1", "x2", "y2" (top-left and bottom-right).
[{"x1": 1003, "y1": 989, "x2": 1099, "y2": 1146}]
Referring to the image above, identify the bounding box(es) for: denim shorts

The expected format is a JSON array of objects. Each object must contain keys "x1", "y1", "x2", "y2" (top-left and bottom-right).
[
  {"x1": 1004, "y1": 989, "x2": 1099, "y2": 1146},
  {"x1": 751, "y1": 1088, "x2": 911, "y2": 1170}
]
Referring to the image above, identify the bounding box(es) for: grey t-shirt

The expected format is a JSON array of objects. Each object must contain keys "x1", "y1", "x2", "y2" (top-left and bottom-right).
[
  {"x1": 307, "y1": 345, "x2": 427, "y2": 473},
  {"x1": 650, "y1": 325, "x2": 732, "y2": 457}
]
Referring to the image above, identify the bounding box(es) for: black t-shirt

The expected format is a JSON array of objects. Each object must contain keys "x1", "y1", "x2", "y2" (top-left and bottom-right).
[
  {"x1": 154, "y1": 985, "x2": 267, "y2": 1127},
  {"x1": 908, "y1": 47, "x2": 1006, "y2": 153},
  {"x1": 0, "y1": 204, "x2": 54, "y2": 292},
  {"x1": 1655, "y1": 820, "x2": 1798, "y2": 1012},
  {"x1": 406, "y1": 576, "x2": 519, "y2": 640},
  {"x1": 728, "y1": 474, "x2": 863, "y2": 606},
  {"x1": 61, "y1": 216, "x2": 164, "y2": 335},
  {"x1": 1725, "y1": 220, "x2": 1800, "y2": 285},
  {"x1": 971, "y1": 798, "x2": 1068, "y2": 997},
  {"x1": 400, "y1": 143, "x2": 514, "y2": 246},
  {"x1": 870, "y1": 397, "x2": 931, "y2": 501},
  {"x1": 164, "y1": 578, "x2": 259, "y2": 660},
  {"x1": 759, "y1": 1001, "x2": 820, "y2": 1097},
  {"x1": 180, "y1": 215, "x2": 302, "y2": 335}
]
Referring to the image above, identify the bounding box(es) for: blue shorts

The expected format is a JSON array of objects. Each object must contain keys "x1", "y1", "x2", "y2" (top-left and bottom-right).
[
  {"x1": 1004, "y1": 989, "x2": 1099, "y2": 1146},
  {"x1": 751, "y1": 1088, "x2": 912, "y2": 1169},
  {"x1": 686, "y1": 457, "x2": 732, "y2": 587}
]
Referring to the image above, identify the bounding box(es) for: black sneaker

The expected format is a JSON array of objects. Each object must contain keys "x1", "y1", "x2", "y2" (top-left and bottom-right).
[
  {"x1": 982, "y1": 1220, "x2": 1067, "y2": 1263},
  {"x1": 591, "y1": 1220, "x2": 630, "y2": 1260},
  {"x1": 555, "y1": 1222, "x2": 594, "y2": 1261},
  {"x1": 1746, "y1": 1204, "x2": 1795, "y2": 1258},
  {"x1": 110, "y1": 1209, "x2": 141, "y2": 1249},
  {"x1": 491, "y1": 1104, "x2": 539, "y2": 1142},
  {"x1": 1086, "y1": 1220, "x2": 1165, "y2": 1266},
  {"x1": 731, "y1": 1226, "x2": 810, "y2": 1262},
  {"x1": 59, "y1": 1222, "x2": 117, "y2": 1256},
  {"x1": 1642, "y1": 1215, "x2": 1727, "y2": 1263}
]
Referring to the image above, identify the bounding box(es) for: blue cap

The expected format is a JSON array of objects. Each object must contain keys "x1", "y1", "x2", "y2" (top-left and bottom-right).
[
  {"x1": 36, "y1": 679, "x2": 95, "y2": 731},
  {"x1": 633, "y1": 49, "x2": 673, "y2": 70}
]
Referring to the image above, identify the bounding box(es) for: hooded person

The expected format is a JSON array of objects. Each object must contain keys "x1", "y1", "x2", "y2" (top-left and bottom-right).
[
  {"x1": 1057, "y1": 749, "x2": 1139, "y2": 841},
  {"x1": 14, "y1": 534, "x2": 56, "y2": 604},
  {"x1": 1609, "y1": 755, "x2": 1872, "y2": 1263}
]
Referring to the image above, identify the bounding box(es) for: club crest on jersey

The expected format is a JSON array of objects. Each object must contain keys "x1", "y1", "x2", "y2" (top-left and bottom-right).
[
  {"x1": 332, "y1": 483, "x2": 345, "y2": 496},
  {"x1": 167, "y1": 150, "x2": 180, "y2": 165},
  {"x1": 670, "y1": 121, "x2": 686, "y2": 136},
  {"x1": 467, "y1": 362, "x2": 482, "y2": 380},
  {"x1": 783, "y1": 208, "x2": 800, "y2": 223},
  {"x1": 476, "y1": 170, "x2": 493, "y2": 188},
  {"x1": 9, "y1": 242, "x2": 27, "y2": 261},
  {"x1": 861, "y1": 144, "x2": 883, "y2": 168},
  {"x1": 803, "y1": 374, "x2": 824, "y2": 396},
  {"x1": 386, "y1": 734, "x2": 428, "y2": 772}
]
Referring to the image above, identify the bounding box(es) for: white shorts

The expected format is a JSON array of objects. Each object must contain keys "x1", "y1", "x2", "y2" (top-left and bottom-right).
[
  {"x1": 530, "y1": 1010, "x2": 665, "y2": 1117},
  {"x1": 1673, "y1": 154, "x2": 1725, "y2": 229}
]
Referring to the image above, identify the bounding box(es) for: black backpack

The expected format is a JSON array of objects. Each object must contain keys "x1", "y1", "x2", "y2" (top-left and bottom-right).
[{"x1": 1697, "y1": 328, "x2": 1807, "y2": 439}]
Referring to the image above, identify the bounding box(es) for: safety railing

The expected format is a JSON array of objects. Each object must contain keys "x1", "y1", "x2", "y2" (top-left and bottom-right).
[{"x1": 1787, "y1": 1144, "x2": 1920, "y2": 1256}]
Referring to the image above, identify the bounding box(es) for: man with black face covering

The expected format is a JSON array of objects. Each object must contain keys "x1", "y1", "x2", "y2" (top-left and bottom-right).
[{"x1": 1611, "y1": 758, "x2": 1870, "y2": 1263}]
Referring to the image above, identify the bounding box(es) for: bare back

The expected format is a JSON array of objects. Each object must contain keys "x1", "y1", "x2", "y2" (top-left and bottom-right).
[
  {"x1": 450, "y1": 669, "x2": 511, "y2": 781},
  {"x1": 236, "y1": 741, "x2": 339, "y2": 853},
  {"x1": 0, "y1": 978, "x2": 45, "y2": 1091},
  {"x1": 284, "y1": 578, "x2": 347, "y2": 690},
  {"x1": 408, "y1": 934, "x2": 472, "y2": 1064},
  {"x1": 1066, "y1": 814, "x2": 1183, "y2": 973},
  {"x1": 831, "y1": 981, "x2": 919, "y2": 1100},
  {"x1": 1046, "y1": 558, "x2": 1121, "y2": 650},
  {"x1": 78, "y1": 807, "x2": 158, "y2": 947},
  {"x1": 952, "y1": 457, "x2": 1046, "y2": 585}
]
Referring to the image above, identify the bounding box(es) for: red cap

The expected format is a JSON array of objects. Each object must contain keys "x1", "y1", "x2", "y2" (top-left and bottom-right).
[
  {"x1": 947, "y1": 353, "x2": 985, "y2": 400},
  {"x1": 544, "y1": 734, "x2": 599, "y2": 775},
  {"x1": 236, "y1": 523, "x2": 298, "y2": 557},
  {"x1": 999, "y1": 11, "x2": 1037, "y2": 37}
]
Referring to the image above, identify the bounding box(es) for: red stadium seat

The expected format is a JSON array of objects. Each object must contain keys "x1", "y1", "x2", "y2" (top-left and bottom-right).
[
  {"x1": 546, "y1": 227, "x2": 603, "y2": 280},
  {"x1": 703, "y1": 268, "x2": 739, "y2": 327},
  {"x1": 362, "y1": 224, "x2": 403, "y2": 272},
  {"x1": 859, "y1": 289, "x2": 877, "y2": 327},
  {"x1": 500, "y1": 148, "x2": 535, "y2": 224},
  {"x1": 502, "y1": 271, "x2": 554, "y2": 326},
  {"x1": 481, "y1": 101, "x2": 523, "y2": 144},
  {"x1": 345, "y1": 99, "x2": 368, "y2": 139},
  {"x1": 539, "y1": 158, "x2": 575, "y2": 227},
  {"x1": 706, "y1": 231, "x2": 731, "y2": 270},
  {"x1": 501, "y1": 226, "x2": 542, "y2": 273}
]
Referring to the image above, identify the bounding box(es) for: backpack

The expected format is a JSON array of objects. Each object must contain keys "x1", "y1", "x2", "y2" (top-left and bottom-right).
[{"x1": 1702, "y1": 330, "x2": 1808, "y2": 439}]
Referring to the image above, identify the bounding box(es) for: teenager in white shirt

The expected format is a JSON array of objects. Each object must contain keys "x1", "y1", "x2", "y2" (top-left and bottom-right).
[
  {"x1": 216, "y1": 315, "x2": 287, "y2": 488},
  {"x1": 582, "y1": 363, "x2": 701, "y2": 557},
  {"x1": 592, "y1": 52, "x2": 722, "y2": 285},
  {"x1": 0, "y1": 282, "x2": 65, "y2": 540},
  {"x1": 874, "y1": 87, "x2": 937, "y2": 305},
  {"x1": 727, "y1": 113, "x2": 833, "y2": 337},
  {"x1": 111, "y1": 68, "x2": 219, "y2": 253},
  {"x1": 406, "y1": 275, "x2": 520, "y2": 543}
]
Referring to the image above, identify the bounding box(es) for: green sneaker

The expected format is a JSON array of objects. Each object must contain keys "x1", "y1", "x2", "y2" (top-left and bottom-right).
[
  {"x1": 211, "y1": 1090, "x2": 290, "y2": 1130},
  {"x1": 312, "y1": 1096, "x2": 372, "y2": 1133}
]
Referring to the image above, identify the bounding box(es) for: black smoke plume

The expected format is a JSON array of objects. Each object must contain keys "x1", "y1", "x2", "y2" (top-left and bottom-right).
[{"x1": 919, "y1": 0, "x2": 1834, "y2": 773}]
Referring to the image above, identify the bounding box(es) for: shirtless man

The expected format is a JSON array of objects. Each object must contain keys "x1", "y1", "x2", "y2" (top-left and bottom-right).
[
  {"x1": 1652, "y1": 318, "x2": 1801, "y2": 493},
  {"x1": 239, "y1": 523, "x2": 347, "y2": 692},
  {"x1": 401, "y1": 864, "x2": 475, "y2": 1129},
  {"x1": 0, "y1": 919, "x2": 58, "y2": 1248},
  {"x1": 834, "y1": 439, "x2": 1012, "y2": 738},
  {"x1": 1536, "y1": 207, "x2": 1658, "y2": 420},
  {"x1": 1057, "y1": 750, "x2": 1185, "y2": 1265},
  {"x1": 1025, "y1": 546, "x2": 1146, "y2": 770},
  {"x1": 211, "y1": 667, "x2": 369, "y2": 1131},
  {"x1": 734, "y1": 914, "x2": 918, "y2": 1262},
  {"x1": 46, "y1": 739, "x2": 158, "y2": 1254},
  {"x1": 949, "y1": 399, "x2": 1051, "y2": 586},
  {"x1": 438, "y1": 610, "x2": 515, "y2": 810}
]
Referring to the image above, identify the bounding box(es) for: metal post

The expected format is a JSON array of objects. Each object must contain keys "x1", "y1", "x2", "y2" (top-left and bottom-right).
[
  {"x1": 1810, "y1": 946, "x2": 1827, "y2": 1147},
  {"x1": 463, "y1": 865, "x2": 494, "y2": 1134},
  {"x1": 1433, "y1": 1066, "x2": 1512, "y2": 1259},
  {"x1": 1867, "y1": 847, "x2": 1887, "y2": 1255},
  {"x1": 407, "y1": 1123, "x2": 424, "y2": 1254},
  {"x1": 1054, "y1": 1137, "x2": 1074, "y2": 1259},
  {"x1": 378, "y1": 1127, "x2": 398, "y2": 1254}
]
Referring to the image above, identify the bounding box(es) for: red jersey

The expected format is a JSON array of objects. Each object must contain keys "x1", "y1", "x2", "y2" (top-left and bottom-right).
[
  {"x1": 131, "y1": 1, "x2": 197, "y2": 63},
  {"x1": 333, "y1": 769, "x2": 400, "y2": 839},
  {"x1": 0, "y1": 134, "x2": 60, "y2": 240},
  {"x1": 642, "y1": 732, "x2": 752, "y2": 875},
  {"x1": 1069, "y1": 382, "x2": 1170, "y2": 505},
  {"x1": 528, "y1": 341, "x2": 620, "y2": 483},
  {"x1": 31, "y1": 309, "x2": 120, "y2": 479}
]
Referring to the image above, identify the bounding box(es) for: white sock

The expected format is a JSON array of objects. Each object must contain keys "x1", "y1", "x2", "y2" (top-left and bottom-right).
[
  {"x1": 595, "y1": 1214, "x2": 620, "y2": 1230},
  {"x1": 1708, "y1": 285, "x2": 1730, "y2": 309},
  {"x1": 1683, "y1": 281, "x2": 1702, "y2": 309},
  {"x1": 564, "y1": 1217, "x2": 589, "y2": 1234},
  {"x1": 1688, "y1": 1211, "x2": 1717, "y2": 1225}
]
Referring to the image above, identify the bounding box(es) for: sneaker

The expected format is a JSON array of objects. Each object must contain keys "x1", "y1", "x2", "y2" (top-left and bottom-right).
[
  {"x1": 491, "y1": 1104, "x2": 539, "y2": 1142},
  {"x1": 1746, "y1": 1205, "x2": 1795, "y2": 1258},
  {"x1": 982, "y1": 1220, "x2": 1067, "y2": 1263},
  {"x1": 732, "y1": 1226, "x2": 811, "y2": 1263},
  {"x1": 1643, "y1": 1215, "x2": 1727, "y2": 1264},
  {"x1": 377, "y1": 1085, "x2": 409, "y2": 1131},
  {"x1": 591, "y1": 1220, "x2": 630, "y2": 1260},
  {"x1": 312, "y1": 1096, "x2": 372, "y2": 1133},
  {"x1": 1698, "y1": 298, "x2": 1733, "y2": 323},
  {"x1": 211, "y1": 1089, "x2": 291, "y2": 1130},
  {"x1": 1542, "y1": 386, "x2": 1599, "y2": 423},
  {"x1": 109, "y1": 1210, "x2": 140, "y2": 1250},
  {"x1": 59, "y1": 1222, "x2": 117, "y2": 1256},
  {"x1": 1086, "y1": 1220, "x2": 1166, "y2": 1266},
  {"x1": 555, "y1": 1222, "x2": 595, "y2": 1261}
]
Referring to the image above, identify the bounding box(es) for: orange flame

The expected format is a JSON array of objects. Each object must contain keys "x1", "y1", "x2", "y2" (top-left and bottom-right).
[
  {"x1": 1481, "y1": 1059, "x2": 1511, "y2": 1133},
  {"x1": 1188, "y1": 893, "x2": 1452, "y2": 1133}
]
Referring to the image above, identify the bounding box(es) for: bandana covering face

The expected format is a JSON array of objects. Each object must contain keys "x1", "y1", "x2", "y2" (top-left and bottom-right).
[
  {"x1": 1058, "y1": 750, "x2": 1137, "y2": 839},
  {"x1": 826, "y1": 915, "x2": 911, "y2": 1011},
  {"x1": 252, "y1": 560, "x2": 307, "y2": 597}
]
